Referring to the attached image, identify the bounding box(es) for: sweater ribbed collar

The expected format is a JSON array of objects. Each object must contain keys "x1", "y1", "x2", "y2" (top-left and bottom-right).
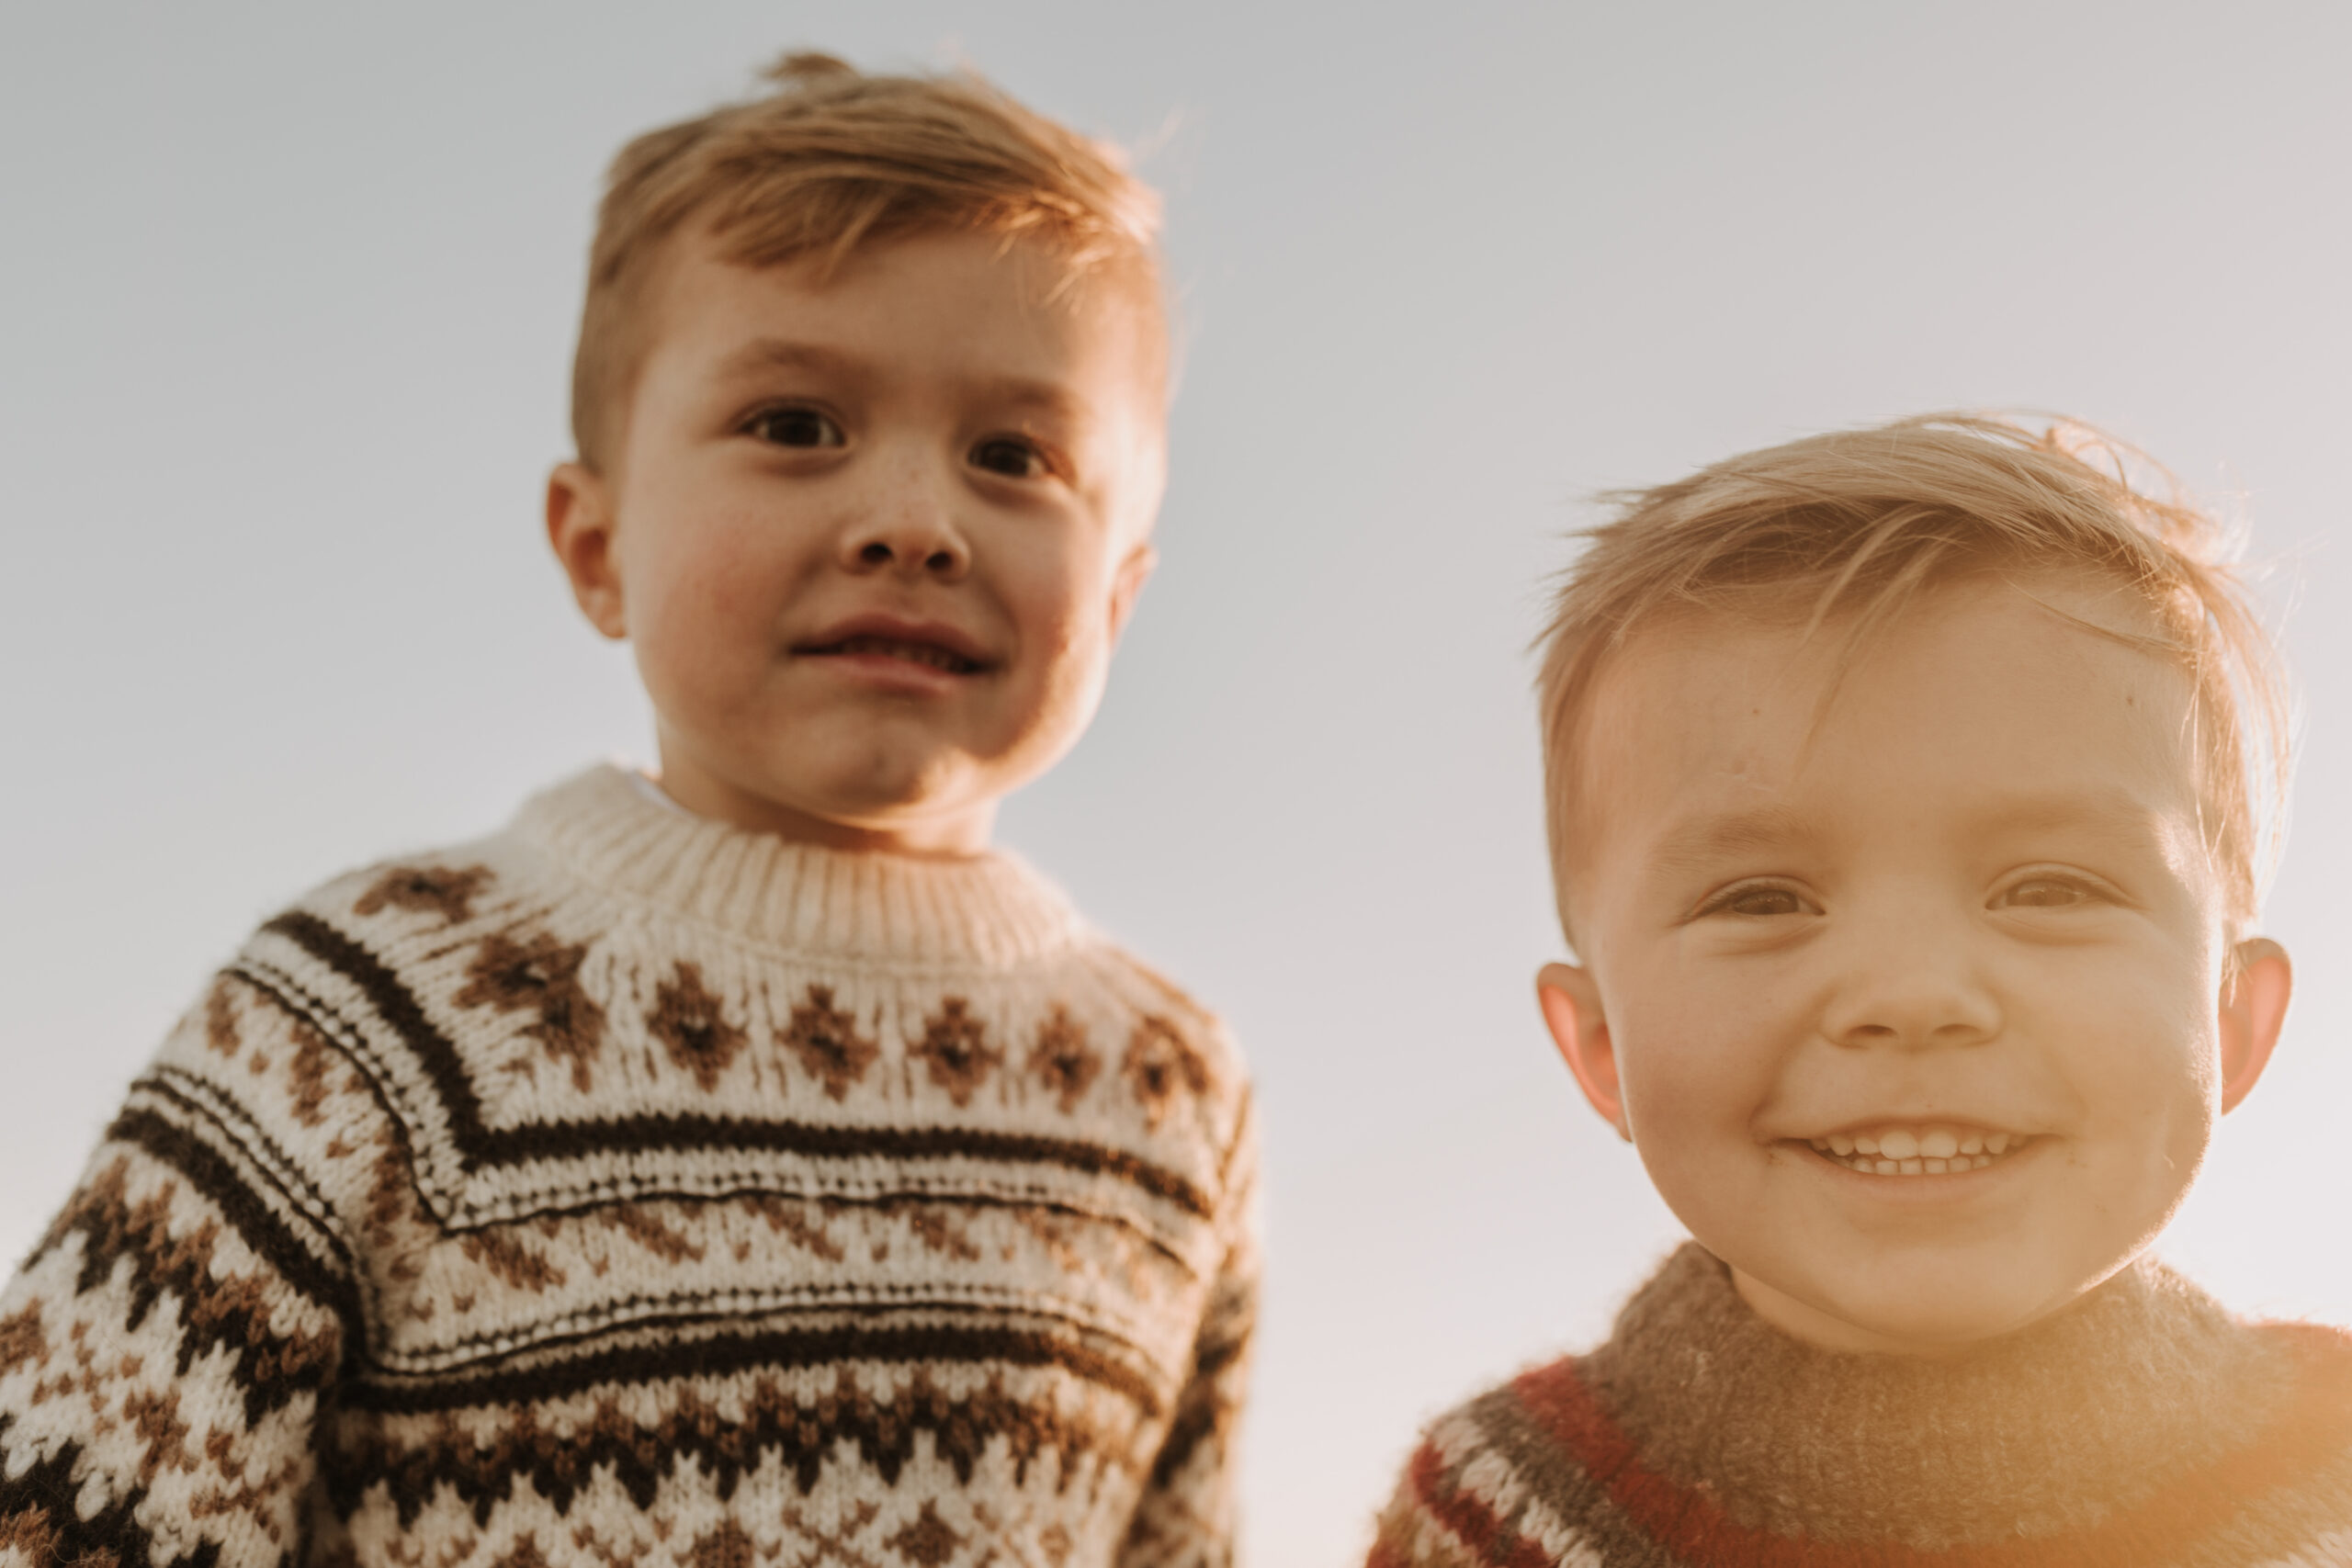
[
  {"x1": 508, "y1": 764, "x2": 1091, "y2": 970},
  {"x1": 1581, "y1": 1242, "x2": 2295, "y2": 1550}
]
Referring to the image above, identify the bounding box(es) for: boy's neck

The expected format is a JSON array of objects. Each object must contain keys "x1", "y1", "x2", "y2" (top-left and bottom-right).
[
  {"x1": 1730, "y1": 1263, "x2": 2108, "y2": 1358},
  {"x1": 648, "y1": 751, "x2": 996, "y2": 859}
]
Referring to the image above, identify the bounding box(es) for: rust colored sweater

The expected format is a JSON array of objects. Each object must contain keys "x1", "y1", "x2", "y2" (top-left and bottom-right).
[
  {"x1": 1371, "y1": 1243, "x2": 2352, "y2": 1567},
  {"x1": 0, "y1": 766, "x2": 1257, "y2": 1568}
]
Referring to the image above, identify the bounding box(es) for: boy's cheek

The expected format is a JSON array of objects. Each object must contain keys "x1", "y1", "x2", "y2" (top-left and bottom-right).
[
  {"x1": 633, "y1": 541, "x2": 788, "y2": 654},
  {"x1": 1615, "y1": 1029, "x2": 1758, "y2": 1156},
  {"x1": 1615, "y1": 975, "x2": 1773, "y2": 1081}
]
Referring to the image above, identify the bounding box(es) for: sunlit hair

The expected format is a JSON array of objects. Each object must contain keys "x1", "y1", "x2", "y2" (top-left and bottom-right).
[
  {"x1": 570, "y1": 51, "x2": 1165, "y2": 470},
  {"x1": 1536, "y1": 413, "x2": 2290, "y2": 943}
]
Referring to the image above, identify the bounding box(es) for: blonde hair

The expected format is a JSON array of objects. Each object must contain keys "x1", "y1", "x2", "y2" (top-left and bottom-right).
[
  {"x1": 1536, "y1": 413, "x2": 2290, "y2": 942},
  {"x1": 571, "y1": 51, "x2": 1165, "y2": 470}
]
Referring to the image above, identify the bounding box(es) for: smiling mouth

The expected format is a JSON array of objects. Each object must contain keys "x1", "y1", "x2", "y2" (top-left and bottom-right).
[
  {"x1": 1802, "y1": 1123, "x2": 2036, "y2": 1177},
  {"x1": 803, "y1": 635, "x2": 985, "y2": 675}
]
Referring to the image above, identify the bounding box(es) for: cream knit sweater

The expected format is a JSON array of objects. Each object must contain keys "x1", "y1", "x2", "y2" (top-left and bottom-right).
[{"x1": 0, "y1": 766, "x2": 1258, "y2": 1568}]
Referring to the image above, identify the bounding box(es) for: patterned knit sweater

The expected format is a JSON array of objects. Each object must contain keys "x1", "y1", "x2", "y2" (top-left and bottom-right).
[
  {"x1": 0, "y1": 765, "x2": 1257, "y2": 1568},
  {"x1": 1371, "y1": 1243, "x2": 2352, "y2": 1567}
]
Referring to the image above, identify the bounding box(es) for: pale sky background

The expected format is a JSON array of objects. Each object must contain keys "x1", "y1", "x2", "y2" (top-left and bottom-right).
[{"x1": 4, "y1": 4, "x2": 2348, "y2": 1562}]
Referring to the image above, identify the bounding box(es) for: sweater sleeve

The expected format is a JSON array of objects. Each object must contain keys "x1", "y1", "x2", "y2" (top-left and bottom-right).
[
  {"x1": 1364, "y1": 1408, "x2": 1512, "y2": 1568},
  {"x1": 1117, "y1": 1099, "x2": 1261, "y2": 1568},
  {"x1": 0, "y1": 973, "x2": 374, "y2": 1568},
  {"x1": 1364, "y1": 1450, "x2": 1453, "y2": 1568}
]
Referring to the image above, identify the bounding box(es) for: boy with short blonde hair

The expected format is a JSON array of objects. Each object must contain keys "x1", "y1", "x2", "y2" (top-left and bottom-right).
[
  {"x1": 1371, "y1": 415, "x2": 2351, "y2": 1565},
  {"x1": 0, "y1": 53, "x2": 1255, "y2": 1568}
]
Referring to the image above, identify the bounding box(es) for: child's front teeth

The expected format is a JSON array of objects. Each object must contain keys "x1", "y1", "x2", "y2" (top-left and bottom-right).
[
  {"x1": 1806, "y1": 1125, "x2": 2021, "y2": 1175},
  {"x1": 834, "y1": 636, "x2": 978, "y2": 672}
]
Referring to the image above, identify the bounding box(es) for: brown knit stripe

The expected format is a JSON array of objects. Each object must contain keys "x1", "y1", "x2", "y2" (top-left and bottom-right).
[
  {"x1": 243, "y1": 910, "x2": 1216, "y2": 1218},
  {"x1": 1145, "y1": 1341, "x2": 1239, "y2": 1490},
  {"x1": 365, "y1": 1277, "x2": 1178, "y2": 1384},
  {"x1": 1147, "y1": 1247, "x2": 1255, "y2": 1489},
  {"x1": 345, "y1": 1317, "x2": 1163, "y2": 1417},
  {"x1": 20, "y1": 1144, "x2": 346, "y2": 1427},
  {"x1": 320, "y1": 1472, "x2": 1137, "y2": 1568},
  {"x1": 130, "y1": 1066, "x2": 356, "y2": 1275},
  {"x1": 386, "y1": 1182, "x2": 1203, "y2": 1293},
  {"x1": 1367, "y1": 1471, "x2": 1498, "y2": 1568},
  {"x1": 1382, "y1": 1429, "x2": 1573, "y2": 1568},
  {"x1": 1214, "y1": 1084, "x2": 1258, "y2": 1195},
  {"x1": 325, "y1": 1365, "x2": 1136, "y2": 1528},
  {"x1": 1438, "y1": 1391, "x2": 1678, "y2": 1567},
  {"x1": 1363, "y1": 1508, "x2": 1419, "y2": 1568},
  {"x1": 0, "y1": 1433, "x2": 189, "y2": 1568},
  {"x1": 1499, "y1": 1329, "x2": 2352, "y2": 1568},
  {"x1": 103, "y1": 1101, "x2": 366, "y2": 1345}
]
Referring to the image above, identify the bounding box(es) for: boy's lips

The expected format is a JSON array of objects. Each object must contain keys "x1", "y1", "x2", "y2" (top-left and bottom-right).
[{"x1": 793, "y1": 615, "x2": 995, "y2": 676}]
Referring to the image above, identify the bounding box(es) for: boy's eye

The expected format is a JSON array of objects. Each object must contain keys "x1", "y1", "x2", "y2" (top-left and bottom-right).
[
  {"x1": 1997, "y1": 875, "x2": 2099, "y2": 909},
  {"x1": 969, "y1": 435, "x2": 1051, "y2": 479},
  {"x1": 748, "y1": 406, "x2": 844, "y2": 448},
  {"x1": 1702, "y1": 884, "x2": 1814, "y2": 919}
]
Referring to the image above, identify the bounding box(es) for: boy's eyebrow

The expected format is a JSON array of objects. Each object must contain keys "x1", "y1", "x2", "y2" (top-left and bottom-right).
[
  {"x1": 1650, "y1": 806, "x2": 1816, "y2": 874},
  {"x1": 977, "y1": 377, "x2": 1091, "y2": 425},
  {"x1": 1649, "y1": 788, "x2": 2178, "y2": 875},
  {"x1": 706, "y1": 341, "x2": 1095, "y2": 425},
  {"x1": 711, "y1": 337, "x2": 864, "y2": 382},
  {"x1": 1959, "y1": 786, "x2": 2189, "y2": 859},
  {"x1": 1968, "y1": 787, "x2": 2161, "y2": 831}
]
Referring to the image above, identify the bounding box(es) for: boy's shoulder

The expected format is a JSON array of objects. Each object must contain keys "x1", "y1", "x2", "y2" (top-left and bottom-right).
[
  {"x1": 1369, "y1": 1247, "x2": 2352, "y2": 1567},
  {"x1": 1365, "y1": 1352, "x2": 1601, "y2": 1568}
]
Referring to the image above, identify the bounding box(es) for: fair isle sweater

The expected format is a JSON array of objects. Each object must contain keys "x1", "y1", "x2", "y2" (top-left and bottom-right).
[
  {"x1": 0, "y1": 765, "x2": 1258, "y2": 1568},
  {"x1": 1371, "y1": 1244, "x2": 2352, "y2": 1568}
]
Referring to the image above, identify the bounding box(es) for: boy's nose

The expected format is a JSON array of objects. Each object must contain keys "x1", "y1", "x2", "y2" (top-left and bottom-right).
[
  {"x1": 842, "y1": 468, "x2": 971, "y2": 581},
  {"x1": 1819, "y1": 924, "x2": 2002, "y2": 1050}
]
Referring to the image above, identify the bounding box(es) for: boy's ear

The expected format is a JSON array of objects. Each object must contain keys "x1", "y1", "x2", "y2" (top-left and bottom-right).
[
  {"x1": 546, "y1": 462, "x2": 628, "y2": 640},
  {"x1": 2218, "y1": 937, "x2": 2292, "y2": 1113},
  {"x1": 1536, "y1": 962, "x2": 1630, "y2": 1141},
  {"x1": 1105, "y1": 540, "x2": 1157, "y2": 643}
]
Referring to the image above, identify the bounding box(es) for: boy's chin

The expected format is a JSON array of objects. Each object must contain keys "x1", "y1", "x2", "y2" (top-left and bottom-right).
[
  {"x1": 773, "y1": 725, "x2": 1037, "y2": 807},
  {"x1": 653, "y1": 743, "x2": 992, "y2": 850},
  {"x1": 766, "y1": 778, "x2": 998, "y2": 851}
]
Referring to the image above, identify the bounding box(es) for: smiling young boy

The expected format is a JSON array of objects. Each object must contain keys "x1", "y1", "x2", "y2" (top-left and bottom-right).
[
  {"x1": 0, "y1": 54, "x2": 1254, "y2": 1568},
  {"x1": 1370, "y1": 416, "x2": 2352, "y2": 1565}
]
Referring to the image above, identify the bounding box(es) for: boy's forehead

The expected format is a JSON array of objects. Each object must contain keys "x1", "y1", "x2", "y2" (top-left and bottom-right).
[
  {"x1": 635, "y1": 224, "x2": 1167, "y2": 411},
  {"x1": 1564, "y1": 581, "x2": 2206, "y2": 893}
]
